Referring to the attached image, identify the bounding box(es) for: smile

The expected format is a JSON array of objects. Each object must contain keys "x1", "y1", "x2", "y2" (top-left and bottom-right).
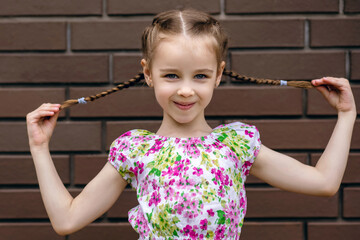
[{"x1": 174, "y1": 101, "x2": 195, "y2": 110}]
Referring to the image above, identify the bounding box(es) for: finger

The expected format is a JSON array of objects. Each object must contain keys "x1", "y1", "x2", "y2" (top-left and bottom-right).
[
  {"x1": 312, "y1": 77, "x2": 348, "y2": 90},
  {"x1": 314, "y1": 85, "x2": 330, "y2": 99}
]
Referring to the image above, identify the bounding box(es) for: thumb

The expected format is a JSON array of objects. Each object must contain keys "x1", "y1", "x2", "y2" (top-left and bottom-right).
[{"x1": 314, "y1": 85, "x2": 330, "y2": 100}]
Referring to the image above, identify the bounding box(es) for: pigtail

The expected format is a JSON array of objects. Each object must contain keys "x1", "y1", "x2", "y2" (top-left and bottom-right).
[
  {"x1": 223, "y1": 69, "x2": 313, "y2": 89},
  {"x1": 59, "y1": 72, "x2": 144, "y2": 110}
]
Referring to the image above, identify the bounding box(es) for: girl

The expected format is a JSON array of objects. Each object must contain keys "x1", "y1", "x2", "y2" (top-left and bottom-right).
[{"x1": 26, "y1": 9, "x2": 356, "y2": 239}]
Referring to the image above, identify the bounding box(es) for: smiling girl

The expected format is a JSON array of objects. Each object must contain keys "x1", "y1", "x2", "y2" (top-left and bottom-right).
[{"x1": 26, "y1": 9, "x2": 356, "y2": 239}]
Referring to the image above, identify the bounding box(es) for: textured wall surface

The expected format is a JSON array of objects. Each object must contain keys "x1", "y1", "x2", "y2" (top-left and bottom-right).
[{"x1": 0, "y1": 0, "x2": 359, "y2": 239}]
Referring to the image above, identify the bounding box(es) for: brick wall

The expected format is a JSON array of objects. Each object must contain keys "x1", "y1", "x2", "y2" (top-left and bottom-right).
[{"x1": 0, "y1": 0, "x2": 359, "y2": 239}]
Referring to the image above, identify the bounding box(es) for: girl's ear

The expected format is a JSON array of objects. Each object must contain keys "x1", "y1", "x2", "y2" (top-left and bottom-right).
[
  {"x1": 215, "y1": 61, "x2": 226, "y2": 87},
  {"x1": 141, "y1": 59, "x2": 153, "y2": 87}
]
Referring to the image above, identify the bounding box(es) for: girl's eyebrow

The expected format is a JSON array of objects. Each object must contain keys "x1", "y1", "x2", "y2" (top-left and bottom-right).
[{"x1": 159, "y1": 68, "x2": 214, "y2": 73}]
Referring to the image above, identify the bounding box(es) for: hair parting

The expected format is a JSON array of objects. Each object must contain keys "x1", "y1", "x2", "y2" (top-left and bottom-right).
[{"x1": 59, "y1": 70, "x2": 313, "y2": 110}]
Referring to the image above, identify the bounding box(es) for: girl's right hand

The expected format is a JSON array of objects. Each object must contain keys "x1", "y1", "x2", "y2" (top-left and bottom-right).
[{"x1": 26, "y1": 103, "x2": 61, "y2": 149}]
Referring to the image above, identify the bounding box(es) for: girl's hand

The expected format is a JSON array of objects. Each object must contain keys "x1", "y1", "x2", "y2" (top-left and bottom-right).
[
  {"x1": 26, "y1": 103, "x2": 61, "y2": 149},
  {"x1": 311, "y1": 77, "x2": 356, "y2": 116}
]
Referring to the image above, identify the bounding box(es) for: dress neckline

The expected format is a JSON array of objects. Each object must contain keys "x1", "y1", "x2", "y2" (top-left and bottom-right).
[{"x1": 142, "y1": 123, "x2": 228, "y2": 140}]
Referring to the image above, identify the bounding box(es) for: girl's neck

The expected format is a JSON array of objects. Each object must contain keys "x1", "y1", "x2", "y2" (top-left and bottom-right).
[{"x1": 156, "y1": 114, "x2": 213, "y2": 138}]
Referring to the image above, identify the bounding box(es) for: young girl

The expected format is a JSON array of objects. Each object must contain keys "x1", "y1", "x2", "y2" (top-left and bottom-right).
[{"x1": 26, "y1": 9, "x2": 356, "y2": 239}]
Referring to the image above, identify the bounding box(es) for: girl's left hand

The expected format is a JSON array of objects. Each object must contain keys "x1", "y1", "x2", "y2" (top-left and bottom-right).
[{"x1": 311, "y1": 77, "x2": 356, "y2": 115}]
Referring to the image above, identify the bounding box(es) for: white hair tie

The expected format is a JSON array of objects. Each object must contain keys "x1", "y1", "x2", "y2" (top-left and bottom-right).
[
  {"x1": 280, "y1": 80, "x2": 287, "y2": 86},
  {"x1": 78, "y1": 97, "x2": 87, "y2": 104}
]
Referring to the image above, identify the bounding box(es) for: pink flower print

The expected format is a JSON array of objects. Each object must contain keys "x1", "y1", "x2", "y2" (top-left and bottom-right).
[
  {"x1": 180, "y1": 225, "x2": 198, "y2": 240},
  {"x1": 183, "y1": 139, "x2": 201, "y2": 158},
  {"x1": 148, "y1": 191, "x2": 161, "y2": 207},
  {"x1": 245, "y1": 129, "x2": 254, "y2": 138},
  {"x1": 120, "y1": 131, "x2": 132, "y2": 137},
  {"x1": 129, "y1": 166, "x2": 138, "y2": 177},
  {"x1": 181, "y1": 225, "x2": 192, "y2": 235},
  {"x1": 192, "y1": 167, "x2": 203, "y2": 176},
  {"x1": 207, "y1": 209, "x2": 215, "y2": 217},
  {"x1": 212, "y1": 140, "x2": 224, "y2": 150},
  {"x1": 137, "y1": 161, "x2": 144, "y2": 174},
  {"x1": 109, "y1": 147, "x2": 117, "y2": 162},
  {"x1": 145, "y1": 139, "x2": 164, "y2": 156},
  {"x1": 164, "y1": 187, "x2": 175, "y2": 201},
  {"x1": 218, "y1": 185, "x2": 225, "y2": 197},
  {"x1": 214, "y1": 225, "x2": 226, "y2": 240},
  {"x1": 241, "y1": 160, "x2": 252, "y2": 176},
  {"x1": 200, "y1": 219, "x2": 208, "y2": 230},
  {"x1": 117, "y1": 152, "x2": 127, "y2": 163},
  {"x1": 116, "y1": 139, "x2": 130, "y2": 151}
]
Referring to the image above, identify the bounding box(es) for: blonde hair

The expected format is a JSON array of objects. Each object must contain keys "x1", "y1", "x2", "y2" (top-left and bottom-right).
[{"x1": 60, "y1": 9, "x2": 312, "y2": 110}]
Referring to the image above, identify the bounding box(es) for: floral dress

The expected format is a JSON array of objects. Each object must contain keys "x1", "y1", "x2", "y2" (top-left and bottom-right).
[{"x1": 108, "y1": 121, "x2": 261, "y2": 240}]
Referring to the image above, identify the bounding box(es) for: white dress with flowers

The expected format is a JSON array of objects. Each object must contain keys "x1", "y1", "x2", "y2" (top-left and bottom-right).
[{"x1": 108, "y1": 121, "x2": 261, "y2": 240}]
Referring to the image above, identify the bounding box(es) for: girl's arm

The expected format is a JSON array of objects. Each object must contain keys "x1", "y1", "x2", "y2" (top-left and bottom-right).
[
  {"x1": 27, "y1": 104, "x2": 127, "y2": 236},
  {"x1": 250, "y1": 77, "x2": 356, "y2": 196}
]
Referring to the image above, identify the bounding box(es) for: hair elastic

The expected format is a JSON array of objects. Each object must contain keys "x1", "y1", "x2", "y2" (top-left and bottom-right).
[
  {"x1": 280, "y1": 80, "x2": 287, "y2": 86},
  {"x1": 78, "y1": 97, "x2": 87, "y2": 104}
]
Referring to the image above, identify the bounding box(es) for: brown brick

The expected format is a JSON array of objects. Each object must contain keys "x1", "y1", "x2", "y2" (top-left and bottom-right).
[
  {"x1": 247, "y1": 153, "x2": 308, "y2": 183},
  {"x1": 113, "y1": 53, "x2": 142, "y2": 84},
  {"x1": 0, "y1": 0, "x2": 102, "y2": 16},
  {"x1": 227, "y1": 120, "x2": 360, "y2": 150},
  {"x1": 0, "y1": 155, "x2": 69, "y2": 185},
  {"x1": 0, "y1": 22, "x2": 66, "y2": 51},
  {"x1": 351, "y1": 51, "x2": 360, "y2": 80},
  {"x1": 307, "y1": 85, "x2": 360, "y2": 115},
  {"x1": 74, "y1": 155, "x2": 107, "y2": 184},
  {"x1": 68, "y1": 223, "x2": 137, "y2": 240},
  {"x1": 0, "y1": 223, "x2": 62, "y2": 240},
  {"x1": 0, "y1": 88, "x2": 66, "y2": 117},
  {"x1": 310, "y1": 18, "x2": 360, "y2": 47},
  {"x1": 105, "y1": 120, "x2": 221, "y2": 147},
  {"x1": 242, "y1": 222, "x2": 303, "y2": 240},
  {"x1": 208, "y1": 87, "x2": 303, "y2": 116},
  {"x1": 0, "y1": 55, "x2": 108, "y2": 83},
  {"x1": 308, "y1": 222, "x2": 360, "y2": 240},
  {"x1": 226, "y1": 0, "x2": 339, "y2": 14},
  {"x1": 107, "y1": 0, "x2": 220, "y2": 15},
  {"x1": 344, "y1": 0, "x2": 360, "y2": 13},
  {"x1": 0, "y1": 190, "x2": 48, "y2": 218},
  {"x1": 71, "y1": 20, "x2": 149, "y2": 50},
  {"x1": 311, "y1": 154, "x2": 360, "y2": 184},
  {"x1": 231, "y1": 51, "x2": 345, "y2": 80},
  {"x1": 0, "y1": 122, "x2": 102, "y2": 152},
  {"x1": 69, "y1": 87, "x2": 162, "y2": 117},
  {"x1": 343, "y1": 187, "x2": 360, "y2": 217},
  {"x1": 107, "y1": 189, "x2": 138, "y2": 218},
  {"x1": 221, "y1": 19, "x2": 304, "y2": 48},
  {"x1": 246, "y1": 188, "x2": 338, "y2": 218}
]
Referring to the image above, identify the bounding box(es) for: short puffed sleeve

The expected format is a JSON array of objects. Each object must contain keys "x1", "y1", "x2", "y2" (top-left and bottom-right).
[
  {"x1": 107, "y1": 131, "x2": 138, "y2": 189},
  {"x1": 217, "y1": 122, "x2": 261, "y2": 177}
]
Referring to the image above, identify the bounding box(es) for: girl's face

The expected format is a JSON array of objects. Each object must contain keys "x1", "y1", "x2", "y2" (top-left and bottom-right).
[{"x1": 142, "y1": 35, "x2": 225, "y2": 127}]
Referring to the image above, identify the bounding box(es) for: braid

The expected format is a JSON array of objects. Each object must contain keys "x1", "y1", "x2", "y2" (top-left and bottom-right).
[
  {"x1": 59, "y1": 72, "x2": 144, "y2": 110},
  {"x1": 60, "y1": 69, "x2": 313, "y2": 110},
  {"x1": 223, "y1": 69, "x2": 313, "y2": 89}
]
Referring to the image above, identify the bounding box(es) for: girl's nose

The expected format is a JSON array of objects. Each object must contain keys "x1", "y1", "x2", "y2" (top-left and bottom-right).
[{"x1": 177, "y1": 84, "x2": 195, "y2": 97}]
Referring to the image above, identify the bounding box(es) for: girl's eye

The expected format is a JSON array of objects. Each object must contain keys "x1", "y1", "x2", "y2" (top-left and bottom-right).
[
  {"x1": 195, "y1": 74, "x2": 208, "y2": 79},
  {"x1": 165, "y1": 74, "x2": 178, "y2": 79}
]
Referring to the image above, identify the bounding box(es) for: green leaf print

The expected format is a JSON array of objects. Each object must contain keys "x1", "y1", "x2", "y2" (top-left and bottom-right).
[
  {"x1": 176, "y1": 154, "x2": 181, "y2": 161},
  {"x1": 148, "y1": 167, "x2": 161, "y2": 176},
  {"x1": 216, "y1": 210, "x2": 225, "y2": 224},
  {"x1": 173, "y1": 230, "x2": 179, "y2": 237},
  {"x1": 147, "y1": 161, "x2": 155, "y2": 168},
  {"x1": 146, "y1": 211, "x2": 153, "y2": 222}
]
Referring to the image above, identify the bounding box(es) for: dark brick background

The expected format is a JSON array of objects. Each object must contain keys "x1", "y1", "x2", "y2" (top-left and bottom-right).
[{"x1": 0, "y1": 1, "x2": 359, "y2": 239}]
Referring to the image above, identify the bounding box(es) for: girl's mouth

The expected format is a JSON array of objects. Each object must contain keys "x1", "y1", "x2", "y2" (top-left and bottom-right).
[{"x1": 174, "y1": 102, "x2": 195, "y2": 110}]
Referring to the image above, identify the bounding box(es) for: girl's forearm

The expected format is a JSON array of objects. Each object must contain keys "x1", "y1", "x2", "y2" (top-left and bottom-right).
[
  {"x1": 315, "y1": 111, "x2": 356, "y2": 195},
  {"x1": 30, "y1": 146, "x2": 73, "y2": 235}
]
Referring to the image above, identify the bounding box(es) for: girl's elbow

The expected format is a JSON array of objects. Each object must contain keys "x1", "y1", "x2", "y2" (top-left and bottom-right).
[
  {"x1": 320, "y1": 184, "x2": 339, "y2": 197},
  {"x1": 52, "y1": 221, "x2": 74, "y2": 236}
]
